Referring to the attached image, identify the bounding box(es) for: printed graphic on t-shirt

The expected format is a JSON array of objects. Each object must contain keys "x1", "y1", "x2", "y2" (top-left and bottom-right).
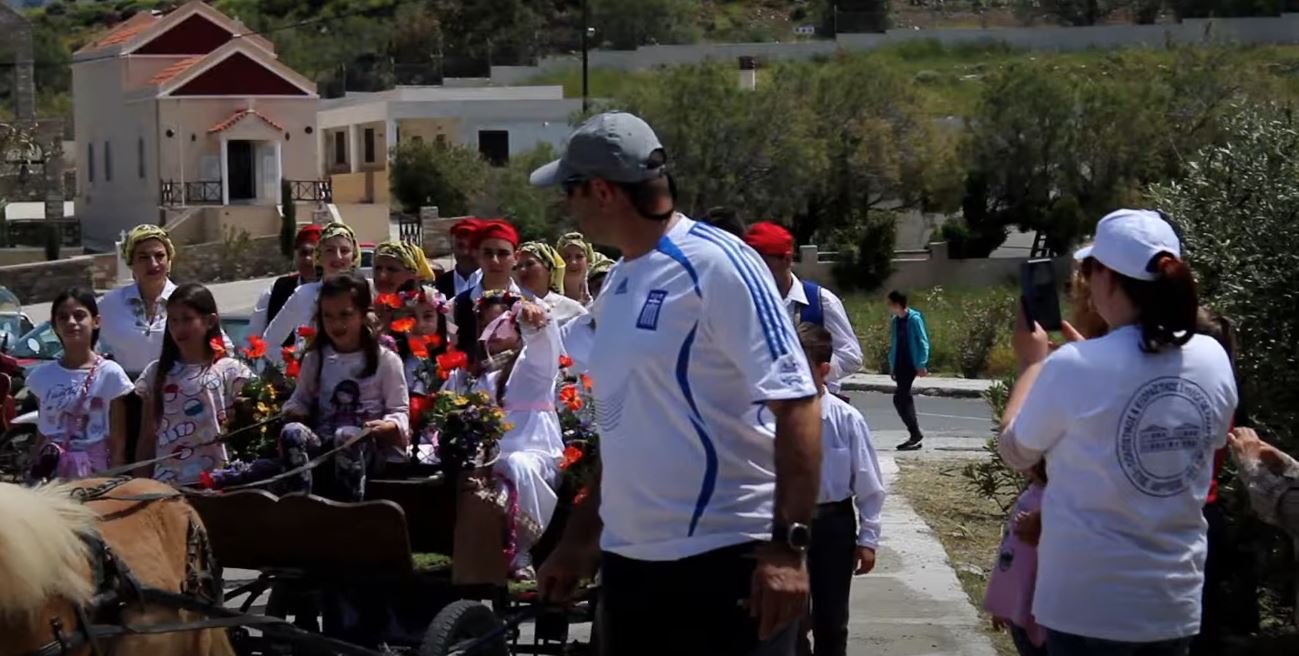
[
  {"x1": 327, "y1": 379, "x2": 364, "y2": 429},
  {"x1": 1117, "y1": 376, "x2": 1215, "y2": 497},
  {"x1": 635, "y1": 290, "x2": 668, "y2": 330}
]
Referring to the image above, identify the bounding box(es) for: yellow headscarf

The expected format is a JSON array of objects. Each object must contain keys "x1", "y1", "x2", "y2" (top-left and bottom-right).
[
  {"x1": 556, "y1": 232, "x2": 596, "y2": 266},
  {"x1": 519, "y1": 241, "x2": 566, "y2": 293},
  {"x1": 588, "y1": 253, "x2": 615, "y2": 280},
  {"x1": 314, "y1": 222, "x2": 361, "y2": 269},
  {"x1": 375, "y1": 240, "x2": 435, "y2": 281},
  {"x1": 121, "y1": 224, "x2": 175, "y2": 263}
]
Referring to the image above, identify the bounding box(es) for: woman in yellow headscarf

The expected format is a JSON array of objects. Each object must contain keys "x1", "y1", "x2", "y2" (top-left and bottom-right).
[
  {"x1": 374, "y1": 240, "x2": 435, "y2": 295},
  {"x1": 557, "y1": 232, "x2": 597, "y2": 304},
  {"x1": 98, "y1": 224, "x2": 179, "y2": 375},
  {"x1": 263, "y1": 222, "x2": 362, "y2": 360},
  {"x1": 516, "y1": 241, "x2": 587, "y2": 325}
]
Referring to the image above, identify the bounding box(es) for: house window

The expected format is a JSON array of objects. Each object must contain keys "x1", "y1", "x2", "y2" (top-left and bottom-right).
[
  {"x1": 434, "y1": 134, "x2": 446, "y2": 147},
  {"x1": 88, "y1": 143, "x2": 95, "y2": 183},
  {"x1": 478, "y1": 130, "x2": 509, "y2": 167},
  {"x1": 364, "y1": 128, "x2": 375, "y2": 163},
  {"x1": 104, "y1": 140, "x2": 112, "y2": 182},
  {"x1": 138, "y1": 137, "x2": 145, "y2": 179},
  {"x1": 334, "y1": 132, "x2": 346, "y2": 165}
]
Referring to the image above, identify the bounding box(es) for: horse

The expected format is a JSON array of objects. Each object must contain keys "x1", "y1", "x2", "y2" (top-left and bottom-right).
[{"x1": 0, "y1": 477, "x2": 235, "y2": 656}]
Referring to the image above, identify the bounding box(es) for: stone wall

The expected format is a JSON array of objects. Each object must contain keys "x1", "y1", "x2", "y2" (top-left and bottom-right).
[
  {"x1": 792, "y1": 242, "x2": 1070, "y2": 294},
  {"x1": 0, "y1": 256, "x2": 98, "y2": 304},
  {"x1": 0, "y1": 247, "x2": 87, "y2": 267},
  {"x1": 168, "y1": 234, "x2": 291, "y2": 285}
]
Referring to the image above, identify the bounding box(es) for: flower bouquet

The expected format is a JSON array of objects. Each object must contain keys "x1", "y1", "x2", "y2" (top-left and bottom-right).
[
  {"x1": 421, "y1": 389, "x2": 511, "y2": 476},
  {"x1": 557, "y1": 357, "x2": 599, "y2": 499},
  {"x1": 221, "y1": 333, "x2": 305, "y2": 463}
]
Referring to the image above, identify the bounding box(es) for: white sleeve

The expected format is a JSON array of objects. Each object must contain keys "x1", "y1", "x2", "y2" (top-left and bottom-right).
[
  {"x1": 848, "y1": 410, "x2": 886, "y2": 549},
  {"x1": 263, "y1": 286, "x2": 315, "y2": 363},
  {"x1": 1001, "y1": 347, "x2": 1079, "y2": 466},
  {"x1": 378, "y1": 350, "x2": 411, "y2": 444},
  {"x1": 98, "y1": 362, "x2": 136, "y2": 401},
  {"x1": 513, "y1": 307, "x2": 562, "y2": 403},
  {"x1": 282, "y1": 351, "x2": 318, "y2": 417},
  {"x1": 704, "y1": 254, "x2": 817, "y2": 401},
  {"x1": 247, "y1": 285, "x2": 274, "y2": 339},
  {"x1": 821, "y1": 289, "x2": 863, "y2": 387}
]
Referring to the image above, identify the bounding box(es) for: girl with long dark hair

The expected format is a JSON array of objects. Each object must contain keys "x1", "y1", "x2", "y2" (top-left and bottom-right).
[
  {"x1": 998, "y1": 210, "x2": 1239, "y2": 656},
  {"x1": 277, "y1": 271, "x2": 410, "y2": 501},
  {"x1": 134, "y1": 283, "x2": 252, "y2": 485}
]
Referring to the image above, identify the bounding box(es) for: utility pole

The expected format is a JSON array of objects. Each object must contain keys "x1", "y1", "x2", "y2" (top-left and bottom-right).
[{"x1": 581, "y1": 0, "x2": 591, "y2": 113}]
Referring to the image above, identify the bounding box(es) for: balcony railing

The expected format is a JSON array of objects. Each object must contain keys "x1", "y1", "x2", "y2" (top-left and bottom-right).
[
  {"x1": 160, "y1": 180, "x2": 223, "y2": 206},
  {"x1": 286, "y1": 179, "x2": 332, "y2": 203}
]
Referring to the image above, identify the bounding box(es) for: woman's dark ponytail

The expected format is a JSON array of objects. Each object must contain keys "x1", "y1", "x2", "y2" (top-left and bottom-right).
[{"x1": 1118, "y1": 253, "x2": 1199, "y2": 352}]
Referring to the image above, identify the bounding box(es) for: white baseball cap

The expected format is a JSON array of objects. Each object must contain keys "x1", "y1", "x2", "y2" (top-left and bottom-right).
[{"x1": 1073, "y1": 209, "x2": 1181, "y2": 281}]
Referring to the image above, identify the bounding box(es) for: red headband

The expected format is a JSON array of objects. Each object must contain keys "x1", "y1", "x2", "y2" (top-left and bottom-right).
[
  {"x1": 295, "y1": 224, "x2": 323, "y2": 247},
  {"x1": 450, "y1": 218, "x2": 483, "y2": 239},
  {"x1": 744, "y1": 221, "x2": 794, "y2": 257},
  {"x1": 474, "y1": 219, "x2": 519, "y2": 248}
]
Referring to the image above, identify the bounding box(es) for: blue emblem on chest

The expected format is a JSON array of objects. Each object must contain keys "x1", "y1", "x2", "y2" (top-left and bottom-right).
[{"x1": 636, "y1": 290, "x2": 668, "y2": 331}]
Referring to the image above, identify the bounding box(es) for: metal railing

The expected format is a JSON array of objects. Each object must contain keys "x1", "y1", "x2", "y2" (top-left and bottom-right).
[
  {"x1": 397, "y1": 214, "x2": 422, "y2": 247},
  {"x1": 160, "y1": 180, "x2": 223, "y2": 206},
  {"x1": 286, "y1": 179, "x2": 333, "y2": 203}
]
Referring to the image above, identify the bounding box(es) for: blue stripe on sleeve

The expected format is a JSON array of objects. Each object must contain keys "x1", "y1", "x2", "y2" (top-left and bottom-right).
[
  {"x1": 688, "y1": 222, "x2": 791, "y2": 359},
  {"x1": 654, "y1": 236, "x2": 702, "y2": 297},
  {"x1": 675, "y1": 324, "x2": 717, "y2": 536},
  {"x1": 693, "y1": 221, "x2": 795, "y2": 352}
]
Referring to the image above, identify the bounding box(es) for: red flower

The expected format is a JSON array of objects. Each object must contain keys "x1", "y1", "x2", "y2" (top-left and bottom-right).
[
  {"x1": 410, "y1": 393, "x2": 430, "y2": 419},
  {"x1": 424, "y1": 334, "x2": 443, "y2": 348},
  {"x1": 209, "y1": 337, "x2": 226, "y2": 359},
  {"x1": 410, "y1": 337, "x2": 430, "y2": 359},
  {"x1": 436, "y1": 347, "x2": 468, "y2": 378},
  {"x1": 390, "y1": 317, "x2": 417, "y2": 333},
  {"x1": 199, "y1": 471, "x2": 216, "y2": 490},
  {"x1": 281, "y1": 345, "x2": 296, "y2": 361},
  {"x1": 296, "y1": 326, "x2": 317, "y2": 339},
  {"x1": 580, "y1": 373, "x2": 593, "y2": 392},
  {"x1": 559, "y1": 445, "x2": 583, "y2": 470},
  {"x1": 558, "y1": 354, "x2": 574, "y2": 369},
  {"x1": 559, "y1": 384, "x2": 583, "y2": 411},
  {"x1": 242, "y1": 335, "x2": 267, "y2": 359},
  {"x1": 285, "y1": 358, "x2": 301, "y2": 379},
  {"x1": 376, "y1": 293, "x2": 402, "y2": 310}
]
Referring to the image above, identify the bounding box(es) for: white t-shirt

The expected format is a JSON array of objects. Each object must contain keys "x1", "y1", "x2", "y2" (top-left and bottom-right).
[
  {"x1": 560, "y1": 313, "x2": 596, "y2": 376},
  {"x1": 97, "y1": 280, "x2": 177, "y2": 375},
  {"x1": 262, "y1": 281, "x2": 321, "y2": 363},
  {"x1": 27, "y1": 359, "x2": 134, "y2": 447},
  {"x1": 590, "y1": 216, "x2": 817, "y2": 561},
  {"x1": 1004, "y1": 326, "x2": 1238, "y2": 642},
  {"x1": 283, "y1": 345, "x2": 411, "y2": 460},
  {"x1": 136, "y1": 357, "x2": 253, "y2": 484}
]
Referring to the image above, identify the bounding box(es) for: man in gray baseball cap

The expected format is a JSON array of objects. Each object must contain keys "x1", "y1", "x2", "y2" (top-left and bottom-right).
[{"x1": 535, "y1": 111, "x2": 823, "y2": 656}]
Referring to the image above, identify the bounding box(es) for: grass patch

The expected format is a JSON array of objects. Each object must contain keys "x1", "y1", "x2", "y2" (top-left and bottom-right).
[{"x1": 896, "y1": 457, "x2": 1017, "y2": 656}]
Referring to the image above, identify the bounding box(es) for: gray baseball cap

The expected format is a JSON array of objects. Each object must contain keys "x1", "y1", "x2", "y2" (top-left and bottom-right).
[{"x1": 530, "y1": 112, "x2": 666, "y2": 187}]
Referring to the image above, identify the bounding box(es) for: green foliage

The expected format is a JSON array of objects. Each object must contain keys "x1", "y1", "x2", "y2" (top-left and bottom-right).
[
  {"x1": 1037, "y1": 0, "x2": 1121, "y2": 25},
  {"x1": 957, "y1": 373, "x2": 1026, "y2": 512},
  {"x1": 279, "y1": 179, "x2": 295, "y2": 259},
  {"x1": 1148, "y1": 103, "x2": 1299, "y2": 454},
  {"x1": 389, "y1": 139, "x2": 489, "y2": 216},
  {"x1": 488, "y1": 143, "x2": 566, "y2": 244},
  {"x1": 591, "y1": 0, "x2": 700, "y2": 49},
  {"x1": 829, "y1": 211, "x2": 897, "y2": 293},
  {"x1": 956, "y1": 288, "x2": 1015, "y2": 378}
]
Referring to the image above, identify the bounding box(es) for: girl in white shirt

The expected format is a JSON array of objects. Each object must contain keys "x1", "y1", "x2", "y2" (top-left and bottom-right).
[
  {"x1": 26, "y1": 288, "x2": 135, "y2": 480},
  {"x1": 277, "y1": 272, "x2": 410, "y2": 501},
  {"x1": 135, "y1": 284, "x2": 253, "y2": 486},
  {"x1": 998, "y1": 210, "x2": 1238, "y2": 654},
  {"x1": 263, "y1": 222, "x2": 362, "y2": 361},
  {"x1": 515, "y1": 241, "x2": 588, "y2": 326},
  {"x1": 444, "y1": 290, "x2": 564, "y2": 579}
]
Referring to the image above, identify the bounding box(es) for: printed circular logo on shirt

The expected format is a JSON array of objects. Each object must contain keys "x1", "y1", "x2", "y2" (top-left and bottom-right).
[{"x1": 1116, "y1": 376, "x2": 1214, "y2": 498}]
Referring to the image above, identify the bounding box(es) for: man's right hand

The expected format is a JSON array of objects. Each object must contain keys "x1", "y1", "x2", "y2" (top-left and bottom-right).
[{"x1": 537, "y1": 538, "x2": 599, "y2": 604}]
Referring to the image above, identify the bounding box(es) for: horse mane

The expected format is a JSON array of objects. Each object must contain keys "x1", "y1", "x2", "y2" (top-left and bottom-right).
[{"x1": 0, "y1": 481, "x2": 97, "y2": 619}]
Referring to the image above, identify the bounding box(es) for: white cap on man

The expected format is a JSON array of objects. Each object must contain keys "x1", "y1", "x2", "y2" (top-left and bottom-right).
[{"x1": 1073, "y1": 209, "x2": 1181, "y2": 281}]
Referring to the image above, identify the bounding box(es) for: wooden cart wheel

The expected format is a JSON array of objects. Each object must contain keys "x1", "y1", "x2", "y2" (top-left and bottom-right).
[{"x1": 419, "y1": 600, "x2": 508, "y2": 656}]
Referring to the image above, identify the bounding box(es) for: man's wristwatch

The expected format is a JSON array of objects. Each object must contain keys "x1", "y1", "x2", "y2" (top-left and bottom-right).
[{"x1": 771, "y1": 522, "x2": 813, "y2": 554}]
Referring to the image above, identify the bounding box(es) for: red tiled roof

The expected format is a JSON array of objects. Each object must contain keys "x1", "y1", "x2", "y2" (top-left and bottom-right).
[
  {"x1": 207, "y1": 108, "x2": 285, "y2": 134},
  {"x1": 149, "y1": 55, "x2": 204, "y2": 85},
  {"x1": 78, "y1": 13, "x2": 159, "y2": 53}
]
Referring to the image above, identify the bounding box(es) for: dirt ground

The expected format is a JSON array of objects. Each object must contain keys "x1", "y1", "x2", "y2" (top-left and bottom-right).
[{"x1": 896, "y1": 457, "x2": 1018, "y2": 656}]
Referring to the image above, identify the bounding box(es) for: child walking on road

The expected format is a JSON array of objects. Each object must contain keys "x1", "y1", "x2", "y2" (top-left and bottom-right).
[
  {"x1": 887, "y1": 290, "x2": 929, "y2": 451},
  {"x1": 798, "y1": 323, "x2": 886, "y2": 656}
]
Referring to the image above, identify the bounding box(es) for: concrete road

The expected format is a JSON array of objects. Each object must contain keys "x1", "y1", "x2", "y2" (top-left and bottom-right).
[{"x1": 847, "y1": 391, "x2": 992, "y2": 435}]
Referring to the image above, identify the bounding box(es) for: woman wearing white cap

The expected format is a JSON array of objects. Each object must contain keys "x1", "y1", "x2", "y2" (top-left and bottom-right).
[{"x1": 997, "y1": 209, "x2": 1238, "y2": 655}]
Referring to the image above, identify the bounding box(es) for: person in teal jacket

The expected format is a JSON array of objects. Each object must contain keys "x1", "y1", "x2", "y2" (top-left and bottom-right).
[{"x1": 887, "y1": 290, "x2": 929, "y2": 450}]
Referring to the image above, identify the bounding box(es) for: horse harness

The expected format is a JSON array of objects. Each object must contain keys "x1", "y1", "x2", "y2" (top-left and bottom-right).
[{"x1": 21, "y1": 478, "x2": 253, "y2": 656}]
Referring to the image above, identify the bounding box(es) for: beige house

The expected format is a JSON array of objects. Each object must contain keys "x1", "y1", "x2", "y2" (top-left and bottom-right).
[{"x1": 72, "y1": 1, "x2": 327, "y2": 247}]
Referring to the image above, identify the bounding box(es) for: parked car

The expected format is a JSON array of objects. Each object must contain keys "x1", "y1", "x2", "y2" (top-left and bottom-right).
[
  {"x1": 359, "y1": 242, "x2": 375, "y2": 279},
  {"x1": 0, "y1": 287, "x2": 35, "y2": 354}
]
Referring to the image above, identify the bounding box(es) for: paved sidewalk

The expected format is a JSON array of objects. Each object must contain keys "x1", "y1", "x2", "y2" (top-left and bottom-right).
[
  {"x1": 848, "y1": 453, "x2": 997, "y2": 656},
  {"x1": 841, "y1": 374, "x2": 995, "y2": 399}
]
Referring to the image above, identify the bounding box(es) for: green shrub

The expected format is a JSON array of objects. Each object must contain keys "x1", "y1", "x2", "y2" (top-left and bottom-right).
[
  {"x1": 956, "y1": 288, "x2": 1016, "y2": 378},
  {"x1": 960, "y1": 372, "x2": 1027, "y2": 512},
  {"x1": 829, "y1": 211, "x2": 896, "y2": 293}
]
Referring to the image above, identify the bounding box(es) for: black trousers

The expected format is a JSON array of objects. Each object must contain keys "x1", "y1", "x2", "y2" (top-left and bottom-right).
[
  {"x1": 600, "y1": 543, "x2": 797, "y2": 656},
  {"x1": 799, "y1": 499, "x2": 856, "y2": 656},
  {"x1": 893, "y1": 368, "x2": 922, "y2": 440}
]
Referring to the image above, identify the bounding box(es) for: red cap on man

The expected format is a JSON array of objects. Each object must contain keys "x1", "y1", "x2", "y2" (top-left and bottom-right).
[
  {"x1": 473, "y1": 219, "x2": 519, "y2": 248},
  {"x1": 744, "y1": 222, "x2": 794, "y2": 258},
  {"x1": 450, "y1": 218, "x2": 483, "y2": 240},
  {"x1": 295, "y1": 224, "x2": 323, "y2": 247}
]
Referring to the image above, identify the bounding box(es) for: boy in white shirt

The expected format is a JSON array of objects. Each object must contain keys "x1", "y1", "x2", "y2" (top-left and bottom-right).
[{"x1": 798, "y1": 323, "x2": 885, "y2": 656}]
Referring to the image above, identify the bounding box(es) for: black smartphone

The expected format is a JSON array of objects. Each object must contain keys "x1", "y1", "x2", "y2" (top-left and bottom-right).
[{"x1": 1021, "y1": 258, "x2": 1063, "y2": 332}]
